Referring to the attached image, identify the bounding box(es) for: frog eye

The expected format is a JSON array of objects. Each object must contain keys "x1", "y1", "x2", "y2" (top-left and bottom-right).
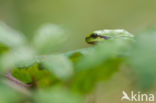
[{"x1": 90, "y1": 33, "x2": 98, "y2": 38}]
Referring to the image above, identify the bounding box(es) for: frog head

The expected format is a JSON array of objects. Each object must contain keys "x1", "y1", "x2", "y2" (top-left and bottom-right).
[{"x1": 85, "y1": 29, "x2": 134, "y2": 44}]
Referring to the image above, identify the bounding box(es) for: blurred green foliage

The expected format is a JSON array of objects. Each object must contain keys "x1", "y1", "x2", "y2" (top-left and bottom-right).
[
  {"x1": 128, "y1": 28, "x2": 156, "y2": 89},
  {"x1": 0, "y1": 21, "x2": 156, "y2": 103},
  {"x1": 0, "y1": 0, "x2": 156, "y2": 103},
  {"x1": 0, "y1": 83, "x2": 24, "y2": 103}
]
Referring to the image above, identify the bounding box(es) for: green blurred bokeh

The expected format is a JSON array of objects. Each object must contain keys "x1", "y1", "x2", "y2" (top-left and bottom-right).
[
  {"x1": 1, "y1": 1, "x2": 156, "y2": 103},
  {"x1": 1, "y1": 0, "x2": 156, "y2": 51}
]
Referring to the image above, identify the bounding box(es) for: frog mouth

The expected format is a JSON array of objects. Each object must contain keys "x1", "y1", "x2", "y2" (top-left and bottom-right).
[
  {"x1": 85, "y1": 37, "x2": 97, "y2": 44},
  {"x1": 87, "y1": 41, "x2": 97, "y2": 44}
]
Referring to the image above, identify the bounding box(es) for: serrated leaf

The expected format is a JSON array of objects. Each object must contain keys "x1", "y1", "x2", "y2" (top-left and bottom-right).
[
  {"x1": 11, "y1": 68, "x2": 32, "y2": 84},
  {"x1": 11, "y1": 64, "x2": 59, "y2": 88}
]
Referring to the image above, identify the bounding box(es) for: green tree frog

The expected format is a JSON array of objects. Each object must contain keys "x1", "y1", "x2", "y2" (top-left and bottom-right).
[{"x1": 85, "y1": 29, "x2": 134, "y2": 44}]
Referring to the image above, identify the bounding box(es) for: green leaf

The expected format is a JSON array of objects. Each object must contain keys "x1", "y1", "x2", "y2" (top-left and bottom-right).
[
  {"x1": 41, "y1": 54, "x2": 74, "y2": 80},
  {"x1": 0, "y1": 47, "x2": 35, "y2": 71},
  {"x1": 0, "y1": 83, "x2": 23, "y2": 103},
  {"x1": 11, "y1": 64, "x2": 60, "y2": 88},
  {"x1": 0, "y1": 43, "x2": 9, "y2": 54},
  {"x1": 32, "y1": 24, "x2": 66, "y2": 54},
  {"x1": 34, "y1": 87, "x2": 84, "y2": 103},
  {"x1": 0, "y1": 21, "x2": 26, "y2": 49},
  {"x1": 71, "y1": 58, "x2": 122, "y2": 93},
  {"x1": 65, "y1": 47, "x2": 94, "y2": 64},
  {"x1": 11, "y1": 68, "x2": 32, "y2": 84},
  {"x1": 128, "y1": 29, "x2": 156, "y2": 89},
  {"x1": 75, "y1": 39, "x2": 130, "y2": 71}
]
